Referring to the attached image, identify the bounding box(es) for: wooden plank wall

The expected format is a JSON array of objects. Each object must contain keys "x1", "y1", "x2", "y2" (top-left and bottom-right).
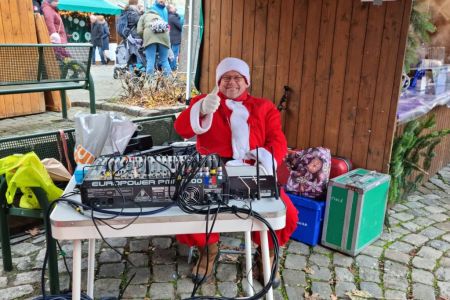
[
  {"x1": 396, "y1": 106, "x2": 450, "y2": 182},
  {"x1": 199, "y1": 0, "x2": 413, "y2": 173},
  {"x1": 0, "y1": 0, "x2": 46, "y2": 119}
]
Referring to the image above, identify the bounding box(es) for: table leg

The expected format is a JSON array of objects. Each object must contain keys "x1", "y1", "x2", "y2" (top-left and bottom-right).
[
  {"x1": 244, "y1": 231, "x2": 253, "y2": 296},
  {"x1": 87, "y1": 239, "x2": 96, "y2": 298},
  {"x1": 260, "y1": 230, "x2": 273, "y2": 300},
  {"x1": 72, "y1": 240, "x2": 82, "y2": 300}
]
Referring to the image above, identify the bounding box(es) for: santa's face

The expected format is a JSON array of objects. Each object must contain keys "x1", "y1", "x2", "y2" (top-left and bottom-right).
[{"x1": 218, "y1": 71, "x2": 249, "y2": 100}]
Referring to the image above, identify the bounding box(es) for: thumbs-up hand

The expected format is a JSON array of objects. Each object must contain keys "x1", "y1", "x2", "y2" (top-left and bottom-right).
[{"x1": 200, "y1": 86, "x2": 220, "y2": 115}]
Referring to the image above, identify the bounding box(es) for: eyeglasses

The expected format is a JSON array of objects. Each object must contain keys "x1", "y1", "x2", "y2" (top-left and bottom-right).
[{"x1": 221, "y1": 76, "x2": 244, "y2": 83}]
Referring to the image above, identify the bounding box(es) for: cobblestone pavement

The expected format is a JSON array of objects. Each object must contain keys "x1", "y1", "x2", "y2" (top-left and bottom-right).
[{"x1": 0, "y1": 165, "x2": 448, "y2": 299}]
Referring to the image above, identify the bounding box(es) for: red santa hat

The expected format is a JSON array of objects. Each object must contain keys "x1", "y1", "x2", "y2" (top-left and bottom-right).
[{"x1": 216, "y1": 57, "x2": 250, "y2": 86}]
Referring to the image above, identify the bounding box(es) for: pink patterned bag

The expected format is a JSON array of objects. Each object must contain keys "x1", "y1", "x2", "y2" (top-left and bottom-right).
[{"x1": 285, "y1": 147, "x2": 331, "y2": 199}]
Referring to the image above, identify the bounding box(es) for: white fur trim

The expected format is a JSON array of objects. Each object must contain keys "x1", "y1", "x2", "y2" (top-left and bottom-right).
[
  {"x1": 216, "y1": 57, "x2": 250, "y2": 86},
  {"x1": 247, "y1": 147, "x2": 277, "y2": 175},
  {"x1": 226, "y1": 100, "x2": 250, "y2": 159},
  {"x1": 190, "y1": 99, "x2": 213, "y2": 134}
]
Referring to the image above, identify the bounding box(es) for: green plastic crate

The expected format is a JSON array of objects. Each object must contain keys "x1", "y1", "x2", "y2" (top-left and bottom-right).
[{"x1": 321, "y1": 168, "x2": 390, "y2": 256}]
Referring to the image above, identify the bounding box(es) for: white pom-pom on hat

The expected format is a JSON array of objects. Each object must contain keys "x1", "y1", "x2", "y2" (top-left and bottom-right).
[{"x1": 216, "y1": 57, "x2": 250, "y2": 86}]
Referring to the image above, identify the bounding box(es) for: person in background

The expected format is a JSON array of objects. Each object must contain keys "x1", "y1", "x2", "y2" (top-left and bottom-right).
[
  {"x1": 150, "y1": 0, "x2": 168, "y2": 22},
  {"x1": 32, "y1": 0, "x2": 42, "y2": 14},
  {"x1": 97, "y1": 15, "x2": 111, "y2": 64},
  {"x1": 137, "y1": 8, "x2": 171, "y2": 76},
  {"x1": 168, "y1": 4, "x2": 182, "y2": 71},
  {"x1": 90, "y1": 15, "x2": 106, "y2": 65},
  {"x1": 174, "y1": 57, "x2": 299, "y2": 287},
  {"x1": 122, "y1": 0, "x2": 142, "y2": 39},
  {"x1": 42, "y1": 0, "x2": 67, "y2": 44}
]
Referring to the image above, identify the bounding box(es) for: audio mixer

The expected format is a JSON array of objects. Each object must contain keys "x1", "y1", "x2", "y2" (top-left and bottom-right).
[{"x1": 79, "y1": 154, "x2": 228, "y2": 208}]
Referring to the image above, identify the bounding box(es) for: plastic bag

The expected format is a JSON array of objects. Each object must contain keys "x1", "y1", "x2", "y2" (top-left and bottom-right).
[
  {"x1": 0, "y1": 152, "x2": 63, "y2": 209},
  {"x1": 74, "y1": 112, "x2": 137, "y2": 164},
  {"x1": 285, "y1": 147, "x2": 331, "y2": 199}
]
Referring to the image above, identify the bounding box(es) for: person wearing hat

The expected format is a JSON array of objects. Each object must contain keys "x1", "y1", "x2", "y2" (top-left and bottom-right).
[
  {"x1": 42, "y1": 0, "x2": 67, "y2": 44},
  {"x1": 174, "y1": 57, "x2": 299, "y2": 287}
]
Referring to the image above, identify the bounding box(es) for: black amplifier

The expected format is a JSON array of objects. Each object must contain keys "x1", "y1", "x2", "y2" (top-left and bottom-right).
[{"x1": 79, "y1": 154, "x2": 228, "y2": 209}]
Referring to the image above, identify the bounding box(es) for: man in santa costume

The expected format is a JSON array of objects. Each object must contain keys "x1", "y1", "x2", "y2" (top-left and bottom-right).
[{"x1": 174, "y1": 57, "x2": 298, "y2": 287}]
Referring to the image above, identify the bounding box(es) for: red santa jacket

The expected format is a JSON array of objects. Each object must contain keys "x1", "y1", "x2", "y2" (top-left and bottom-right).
[{"x1": 174, "y1": 90, "x2": 287, "y2": 171}]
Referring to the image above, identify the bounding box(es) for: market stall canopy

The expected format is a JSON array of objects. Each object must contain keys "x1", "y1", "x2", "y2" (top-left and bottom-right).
[{"x1": 58, "y1": 0, "x2": 122, "y2": 15}]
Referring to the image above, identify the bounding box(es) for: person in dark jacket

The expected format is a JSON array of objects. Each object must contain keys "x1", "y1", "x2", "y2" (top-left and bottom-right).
[
  {"x1": 123, "y1": 0, "x2": 142, "y2": 39},
  {"x1": 90, "y1": 15, "x2": 106, "y2": 65},
  {"x1": 97, "y1": 15, "x2": 111, "y2": 64},
  {"x1": 32, "y1": 0, "x2": 42, "y2": 14},
  {"x1": 168, "y1": 4, "x2": 182, "y2": 71}
]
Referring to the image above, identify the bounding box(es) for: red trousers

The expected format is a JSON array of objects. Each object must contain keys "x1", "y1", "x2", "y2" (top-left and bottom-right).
[{"x1": 176, "y1": 189, "x2": 298, "y2": 249}]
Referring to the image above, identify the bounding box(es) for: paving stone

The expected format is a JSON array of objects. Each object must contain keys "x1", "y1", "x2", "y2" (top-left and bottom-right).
[
  {"x1": 413, "y1": 217, "x2": 435, "y2": 227},
  {"x1": 359, "y1": 267, "x2": 381, "y2": 283},
  {"x1": 355, "y1": 255, "x2": 379, "y2": 269},
  {"x1": 436, "y1": 221, "x2": 450, "y2": 232},
  {"x1": 436, "y1": 267, "x2": 450, "y2": 281},
  {"x1": 284, "y1": 254, "x2": 307, "y2": 270},
  {"x1": 218, "y1": 282, "x2": 238, "y2": 298},
  {"x1": 200, "y1": 281, "x2": 216, "y2": 296},
  {"x1": 282, "y1": 269, "x2": 307, "y2": 286},
  {"x1": 428, "y1": 240, "x2": 450, "y2": 252},
  {"x1": 176, "y1": 278, "x2": 194, "y2": 295},
  {"x1": 220, "y1": 236, "x2": 243, "y2": 250},
  {"x1": 372, "y1": 239, "x2": 386, "y2": 247},
  {"x1": 403, "y1": 233, "x2": 429, "y2": 246},
  {"x1": 177, "y1": 258, "x2": 191, "y2": 279},
  {"x1": 360, "y1": 245, "x2": 383, "y2": 258},
  {"x1": 0, "y1": 285, "x2": 34, "y2": 299},
  {"x1": 401, "y1": 221, "x2": 422, "y2": 232},
  {"x1": 121, "y1": 284, "x2": 148, "y2": 299},
  {"x1": 149, "y1": 282, "x2": 175, "y2": 299},
  {"x1": 309, "y1": 253, "x2": 330, "y2": 267},
  {"x1": 127, "y1": 267, "x2": 151, "y2": 284},
  {"x1": 407, "y1": 195, "x2": 424, "y2": 202},
  {"x1": 13, "y1": 270, "x2": 41, "y2": 285},
  {"x1": 152, "y1": 248, "x2": 176, "y2": 264},
  {"x1": 128, "y1": 253, "x2": 149, "y2": 267},
  {"x1": 285, "y1": 286, "x2": 305, "y2": 300},
  {"x1": 412, "y1": 269, "x2": 434, "y2": 285},
  {"x1": 443, "y1": 234, "x2": 450, "y2": 243},
  {"x1": 99, "y1": 249, "x2": 123, "y2": 263},
  {"x1": 98, "y1": 263, "x2": 125, "y2": 278},
  {"x1": 332, "y1": 253, "x2": 354, "y2": 268},
  {"x1": 14, "y1": 256, "x2": 33, "y2": 271},
  {"x1": 388, "y1": 241, "x2": 415, "y2": 253},
  {"x1": 94, "y1": 279, "x2": 121, "y2": 298},
  {"x1": 380, "y1": 231, "x2": 402, "y2": 242},
  {"x1": 310, "y1": 265, "x2": 332, "y2": 281},
  {"x1": 312, "y1": 245, "x2": 332, "y2": 255},
  {"x1": 360, "y1": 282, "x2": 383, "y2": 299},
  {"x1": 152, "y1": 264, "x2": 177, "y2": 282},
  {"x1": 216, "y1": 263, "x2": 237, "y2": 282},
  {"x1": 431, "y1": 213, "x2": 449, "y2": 222},
  {"x1": 425, "y1": 205, "x2": 446, "y2": 214},
  {"x1": 384, "y1": 260, "x2": 408, "y2": 277},
  {"x1": 129, "y1": 239, "x2": 149, "y2": 252},
  {"x1": 438, "y1": 281, "x2": 450, "y2": 297},
  {"x1": 417, "y1": 246, "x2": 443, "y2": 259},
  {"x1": 11, "y1": 243, "x2": 41, "y2": 256},
  {"x1": 287, "y1": 241, "x2": 310, "y2": 255},
  {"x1": 335, "y1": 267, "x2": 354, "y2": 282},
  {"x1": 0, "y1": 277, "x2": 7, "y2": 289},
  {"x1": 391, "y1": 212, "x2": 415, "y2": 222},
  {"x1": 335, "y1": 282, "x2": 357, "y2": 298},
  {"x1": 409, "y1": 208, "x2": 429, "y2": 217},
  {"x1": 383, "y1": 274, "x2": 409, "y2": 290},
  {"x1": 412, "y1": 283, "x2": 435, "y2": 300},
  {"x1": 311, "y1": 281, "x2": 332, "y2": 299},
  {"x1": 152, "y1": 237, "x2": 172, "y2": 249},
  {"x1": 384, "y1": 250, "x2": 410, "y2": 265},
  {"x1": 404, "y1": 201, "x2": 425, "y2": 209},
  {"x1": 104, "y1": 237, "x2": 128, "y2": 248},
  {"x1": 411, "y1": 256, "x2": 435, "y2": 271},
  {"x1": 392, "y1": 203, "x2": 409, "y2": 212},
  {"x1": 242, "y1": 278, "x2": 263, "y2": 296},
  {"x1": 441, "y1": 257, "x2": 450, "y2": 267},
  {"x1": 418, "y1": 227, "x2": 445, "y2": 240}
]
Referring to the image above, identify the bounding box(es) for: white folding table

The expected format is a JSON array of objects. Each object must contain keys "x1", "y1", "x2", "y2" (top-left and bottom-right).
[{"x1": 50, "y1": 178, "x2": 286, "y2": 300}]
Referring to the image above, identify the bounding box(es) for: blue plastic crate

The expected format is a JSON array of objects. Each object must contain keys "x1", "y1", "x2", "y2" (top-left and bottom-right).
[{"x1": 288, "y1": 193, "x2": 326, "y2": 246}]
